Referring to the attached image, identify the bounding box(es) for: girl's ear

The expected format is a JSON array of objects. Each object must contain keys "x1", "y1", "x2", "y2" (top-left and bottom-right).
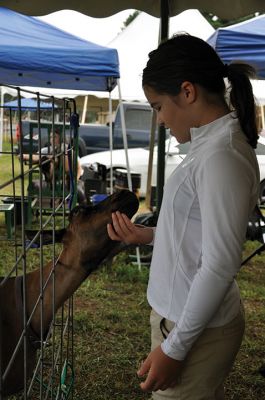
[{"x1": 181, "y1": 81, "x2": 196, "y2": 104}]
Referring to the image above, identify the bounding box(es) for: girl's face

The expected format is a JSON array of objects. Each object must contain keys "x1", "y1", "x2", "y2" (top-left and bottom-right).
[{"x1": 143, "y1": 84, "x2": 194, "y2": 143}]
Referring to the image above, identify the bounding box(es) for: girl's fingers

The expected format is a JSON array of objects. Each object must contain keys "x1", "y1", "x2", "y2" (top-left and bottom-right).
[
  {"x1": 107, "y1": 223, "x2": 122, "y2": 241},
  {"x1": 112, "y1": 212, "x2": 133, "y2": 237},
  {"x1": 111, "y1": 212, "x2": 125, "y2": 236},
  {"x1": 119, "y1": 212, "x2": 135, "y2": 232},
  {"x1": 109, "y1": 212, "x2": 140, "y2": 244}
]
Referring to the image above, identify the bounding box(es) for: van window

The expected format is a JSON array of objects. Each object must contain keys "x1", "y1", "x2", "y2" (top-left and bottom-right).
[{"x1": 125, "y1": 109, "x2": 152, "y2": 130}]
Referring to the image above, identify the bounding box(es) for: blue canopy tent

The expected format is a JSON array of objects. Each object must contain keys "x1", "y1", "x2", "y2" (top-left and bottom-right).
[
  {"x1": 0, "y1": 6, "x2": 119, "y2": 91},
  {"x1": 4, "y1": 99, "x2": 57, "y2": 109},
  {"x1": 0, "y1": 6, "x2": 120, "y2": 160},
  {"x1": 207, "y1": 14, "x2": 265, "y2": 79}
]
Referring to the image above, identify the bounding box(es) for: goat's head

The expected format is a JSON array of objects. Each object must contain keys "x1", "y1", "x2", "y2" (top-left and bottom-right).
[
  {"x1": 57, "y1": 190, "x2": 139, "y2": 275},
  {"x1": 28, "y1": 190, "x2": 139, "y2": 276},
  {"x1": 66, "y1": 189, "x2": 139, "y2": 273}
]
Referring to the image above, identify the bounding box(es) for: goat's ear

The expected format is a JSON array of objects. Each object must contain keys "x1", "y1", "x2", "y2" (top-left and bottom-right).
[{"x1": 26, "y1": 229, "x2": 66, "y2": 246}]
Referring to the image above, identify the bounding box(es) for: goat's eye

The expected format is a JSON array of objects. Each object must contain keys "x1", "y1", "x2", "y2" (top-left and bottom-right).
[{"x1": 69, "y1": 207, "x2": 81, "y2": 219}]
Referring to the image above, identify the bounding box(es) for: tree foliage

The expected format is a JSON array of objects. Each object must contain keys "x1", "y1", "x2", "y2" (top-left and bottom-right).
[
  {"x1": 122, "y1": 10, "x2": 140, "y2": 30},
  {"x1": 202, "y1": 11, "x2": 261, "y2": 29},
  {"x1": 121, "y1": 10, "x2": 263, "y2": 31}
]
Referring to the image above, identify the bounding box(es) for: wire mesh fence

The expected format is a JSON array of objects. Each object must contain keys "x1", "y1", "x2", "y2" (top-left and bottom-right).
[{"x1": 0, "y1": 86, "x2": 79, "y2": 399}]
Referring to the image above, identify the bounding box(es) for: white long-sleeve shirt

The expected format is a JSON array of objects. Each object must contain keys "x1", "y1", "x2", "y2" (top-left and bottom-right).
[{"x1": 147, "y1": 113, "x2": 259, "y2": 360}]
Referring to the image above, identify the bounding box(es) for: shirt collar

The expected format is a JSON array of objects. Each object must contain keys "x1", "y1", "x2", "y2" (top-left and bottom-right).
[{"x1": 190, "y1": 112, "x2": 238, "y2": 143}]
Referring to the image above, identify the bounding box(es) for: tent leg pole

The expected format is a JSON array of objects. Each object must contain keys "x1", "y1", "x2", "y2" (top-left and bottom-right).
[
  {"x1": 145, "y1": 110, "x2": 157, "y2": 210},
  {"x1": 0, "y1": 88, "x2": 4, "y2": 153},
  {"x1": 81, "y1": 95, "x2": 88, "y2": 124},
  {"x1": 117, "y1": 80, "x2": 141, "y2": 271},
  {"x1": 117, "y1": 80, "x2": 132, "y2": 191},
  {"x1": 261, "y1": 106, "x2": 265, "y2": 129},
  {"x1": 108, "y1": 92, "x2": 113, "y2": 194},
  {"x1": 156, "y1": 0, "x2": 169, "y2": 213}
]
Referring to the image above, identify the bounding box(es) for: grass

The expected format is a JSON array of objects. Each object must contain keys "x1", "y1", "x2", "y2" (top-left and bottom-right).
[
  {"x1": 0, "y1": 140, "x2": 29, "y2": 197},
  {"x1": 1, "y1": 139, "x2": 265, "y2": 399},
  {"x1": 70, "y1": 246, "x2": 265, "y2": 400},
  {"x1": 1, "y1": 241, "x2": 265, "y2": 399},
  {"x1": 225, "y1": 247, "x2": 265, "y2": 399},
  {"x1": 72, "y1": 258, "x2": 151, "y2": 400}
]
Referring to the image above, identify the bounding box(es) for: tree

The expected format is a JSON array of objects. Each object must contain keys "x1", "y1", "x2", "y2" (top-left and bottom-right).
[
  {"x1": 122, "y1": 10, "x2": 140, "y2": 30},
  {"x1": 202, "y1": 11, "x2": 261, "y2": 29}
]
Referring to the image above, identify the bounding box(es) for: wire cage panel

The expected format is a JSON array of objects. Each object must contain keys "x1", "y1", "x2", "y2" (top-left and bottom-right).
[{"x1": 0, "y1": 86, "x2": 79, "y2": 399}]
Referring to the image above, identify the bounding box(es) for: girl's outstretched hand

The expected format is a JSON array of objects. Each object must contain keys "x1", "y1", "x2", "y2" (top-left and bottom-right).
[{"x1": 107, "y1": 211, "x2": 153, "y2": 245}]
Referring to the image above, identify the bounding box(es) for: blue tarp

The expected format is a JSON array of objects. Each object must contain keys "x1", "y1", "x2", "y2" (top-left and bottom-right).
[
  {"x1": 0, "y1": 7, "x2": 119, "y2": 91},
  {"x1": 4, "y1": 99, "x2": 57, "y2": 109},
  {"x1": 207, "y1": 14, "x2": 265, "y2": 79}
]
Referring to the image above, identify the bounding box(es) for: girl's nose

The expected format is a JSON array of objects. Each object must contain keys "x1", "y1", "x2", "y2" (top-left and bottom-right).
[
  {"x1": 156, "y1": 117, "x2": 166, "y2": 127},
  {"x1": 156, "y1": 114, "x2": 164, "y2": 126}
]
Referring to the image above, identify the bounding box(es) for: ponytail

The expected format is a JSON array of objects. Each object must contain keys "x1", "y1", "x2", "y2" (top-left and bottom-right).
[{"x1": 226, "y1": 63, "x2": 258, "y2": 148}]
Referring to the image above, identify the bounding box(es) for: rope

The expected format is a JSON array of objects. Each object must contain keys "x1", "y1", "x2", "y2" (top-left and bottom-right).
[
  {"x1": 60, "y1": 360, "x2": 75, "y2": 399},
  {"x1": 34, "y1": 360, "x2": 74, "y2": 400}
]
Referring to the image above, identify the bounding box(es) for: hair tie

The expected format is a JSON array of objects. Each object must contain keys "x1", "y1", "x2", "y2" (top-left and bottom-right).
[{"x1": 223, "y1": 63, "x2": 229, "y2": 78}]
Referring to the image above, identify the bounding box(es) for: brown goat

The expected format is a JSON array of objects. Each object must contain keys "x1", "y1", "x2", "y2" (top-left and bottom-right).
[{"x1": 0, "y1": 190, "x2": 139, "y2": 397}]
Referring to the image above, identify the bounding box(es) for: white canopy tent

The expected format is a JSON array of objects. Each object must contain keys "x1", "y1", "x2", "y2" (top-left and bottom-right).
[
  {"x1": 37, "y1": 9, "x2": 135, "y2": 46},
  {"x1": 86, "y1": 9, "x2": 215, "y2": 102},
  {"x1": 252, "y1": 80, "x2": 265, "y2": 106},
  {"x1": 82, "y1": 10, "x2": 265, "y2": 106}
]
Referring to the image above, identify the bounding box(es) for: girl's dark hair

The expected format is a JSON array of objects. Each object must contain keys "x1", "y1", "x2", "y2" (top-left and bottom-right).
[{"x1": 142, "y1": 34, "x2": 258, "y2": 148}]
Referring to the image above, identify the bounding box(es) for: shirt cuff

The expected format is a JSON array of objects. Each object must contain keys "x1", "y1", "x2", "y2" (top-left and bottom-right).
[
  {"x1": 161, "y1": 337, "x2": 186, "y2": 361},
  {"x1": 147, "y1": 227, "x2": 156, "y2": 246}
]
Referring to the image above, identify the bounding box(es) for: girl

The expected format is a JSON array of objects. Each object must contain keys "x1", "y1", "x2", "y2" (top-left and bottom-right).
[{"x1": 107, "y1": 34, "x2": 260, "y2": 400}]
